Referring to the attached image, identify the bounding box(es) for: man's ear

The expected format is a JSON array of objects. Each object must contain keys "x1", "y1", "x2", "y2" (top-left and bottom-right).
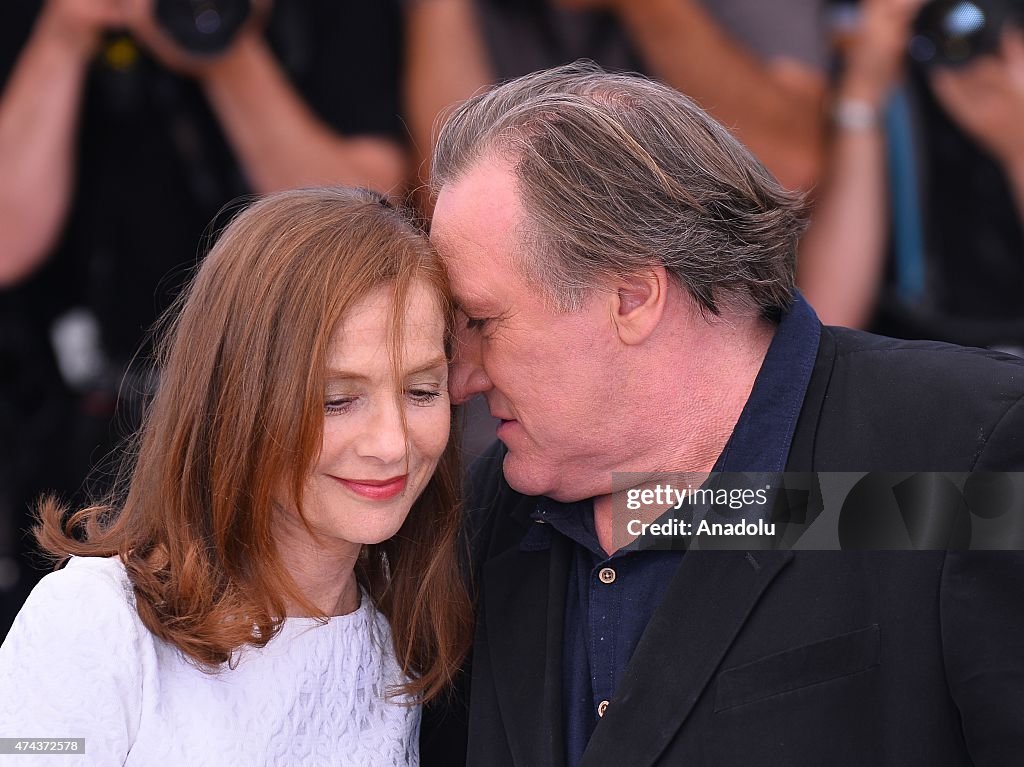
[{"x1": 609, "y1": 267, "x2": 668, "y2": 346}]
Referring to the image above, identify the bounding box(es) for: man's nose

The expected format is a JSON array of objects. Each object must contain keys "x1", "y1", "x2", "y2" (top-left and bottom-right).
[{"x1": 449, "y1": 329, "x2": 493, "y2": 405}]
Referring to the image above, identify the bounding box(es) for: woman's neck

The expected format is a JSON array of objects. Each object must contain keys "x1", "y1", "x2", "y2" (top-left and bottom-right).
[
  {"x1": 273, "y1": 507, "x2": 363, "y2": 617},
  {"x1": 283, "y1": 546, "x2": 361, "y2": 617}
]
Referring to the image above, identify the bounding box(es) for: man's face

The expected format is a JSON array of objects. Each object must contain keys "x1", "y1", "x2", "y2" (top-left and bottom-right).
[{"x1": 431, "y1": 160, "x2": 620, "y2": 501}]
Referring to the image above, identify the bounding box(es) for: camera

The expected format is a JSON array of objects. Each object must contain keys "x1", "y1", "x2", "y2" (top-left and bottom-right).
[
  {"x1": 909, "y1": 0, "x2": 1023, "y2": 67},
  {"x1": 153, "y1": 0, "x2": 252, "y2": 56}
]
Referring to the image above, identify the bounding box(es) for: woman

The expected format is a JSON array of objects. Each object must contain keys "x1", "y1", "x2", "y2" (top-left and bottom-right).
[{"x1": 0, "y1": 187, "x2": 472, "y2": 765}]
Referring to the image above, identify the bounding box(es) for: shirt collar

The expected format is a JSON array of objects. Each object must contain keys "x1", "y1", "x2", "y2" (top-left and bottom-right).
[{"x1": 715, "y1": 291, "x2": 821, "y2": 473}]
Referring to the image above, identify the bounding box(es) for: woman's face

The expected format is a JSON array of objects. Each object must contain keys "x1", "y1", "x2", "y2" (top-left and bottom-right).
[{"x1": 294, "y1": 279, "x2": 451, "y2": 556}]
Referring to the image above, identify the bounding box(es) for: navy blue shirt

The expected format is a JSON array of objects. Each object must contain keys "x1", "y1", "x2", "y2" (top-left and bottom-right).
[{"x1": 519, "y1": 294, "x2": 821, "y2": 767}]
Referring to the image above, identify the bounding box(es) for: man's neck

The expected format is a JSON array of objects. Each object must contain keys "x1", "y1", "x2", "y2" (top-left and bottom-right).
[{"x1": 592, "y1": 310, "x2": 776, "y2": 555}]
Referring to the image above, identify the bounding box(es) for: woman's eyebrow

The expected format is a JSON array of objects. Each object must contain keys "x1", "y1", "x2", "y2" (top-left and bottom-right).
[
  {"x1": 324, "y1": 357, "x2": 448, "y2": 383},
  {"x1": 405, "y1": 356, "x2": 449, "y2": 376},
  {"x1": 324, "y1": 370, "x2": 370, "y2": 384}
]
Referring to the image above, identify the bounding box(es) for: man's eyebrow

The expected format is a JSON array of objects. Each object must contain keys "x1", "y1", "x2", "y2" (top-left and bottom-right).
[{"x1": 454, "y1": 298, "x2": 492, "y2": 315}]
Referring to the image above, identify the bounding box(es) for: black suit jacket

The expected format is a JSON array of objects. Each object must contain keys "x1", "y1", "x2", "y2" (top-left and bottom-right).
[{"x1": 422, "y1": 326, "x2": 1024, "y2": 766}]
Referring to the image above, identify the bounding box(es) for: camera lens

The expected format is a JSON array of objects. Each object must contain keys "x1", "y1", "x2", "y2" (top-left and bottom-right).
[
  {"x1": 195, "y1": 10, "x2": 223, "y2": 36},
  {"x1": 909, "y1": 0, "x2": 1013, "y2": 67},
  {"x1": 153, "y1": 0, "x2": 252, "y2": 56}
]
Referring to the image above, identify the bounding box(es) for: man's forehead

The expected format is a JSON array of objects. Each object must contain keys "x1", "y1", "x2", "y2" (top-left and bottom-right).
[
  {"x1": 432, "y1": 233, "x2": 502, "y2": 311},
  {"x1": 432, "y1": 170, "x2": 523, "y2": 272},
  {"x1": 431, "y1": 160, "x2": 521, "y2": 238},
  {"x1": 428, "y1": 212, "x2": 486, "y2": 286}
]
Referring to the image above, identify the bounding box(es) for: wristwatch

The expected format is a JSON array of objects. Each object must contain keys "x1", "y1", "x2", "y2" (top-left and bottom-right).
[{"x1": 832, "y1": 98, "x2": 881, "y2": 131}]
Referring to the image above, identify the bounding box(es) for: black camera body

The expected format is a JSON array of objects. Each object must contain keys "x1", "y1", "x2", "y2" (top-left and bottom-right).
[
  {"x1": 910, "y1": 0, "x2": 1023, "y2": 67},
  {"x1": 154, "y1": 0, "x2": 252, "y2": 56}
]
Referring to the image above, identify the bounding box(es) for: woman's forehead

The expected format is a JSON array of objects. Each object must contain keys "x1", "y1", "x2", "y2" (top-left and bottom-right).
[{"x1": 324, "y1": 282, "x2": 447, "y2": 369}]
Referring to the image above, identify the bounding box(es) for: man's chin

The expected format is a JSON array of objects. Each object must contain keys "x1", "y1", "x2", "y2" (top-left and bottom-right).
[
  {"x1": 501, "y1": 451, "x2": 590, "y2": 502},
  {"x1": 501, "y1": 451, "x2": 556, "y2": 498}
]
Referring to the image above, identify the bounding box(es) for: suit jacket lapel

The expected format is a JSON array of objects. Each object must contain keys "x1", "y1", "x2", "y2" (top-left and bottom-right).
[
  {"x1": 484, "y1": 530, "x2": 572, "y2": 767},
  {"x1": 579, "y1": 549, "x2": 794, "y2": 767},
  {"x1": 573, "y1": 320, "x2": 831, "y2": 766}
]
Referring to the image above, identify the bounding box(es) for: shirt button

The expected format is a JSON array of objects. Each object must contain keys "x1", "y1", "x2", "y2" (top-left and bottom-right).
[
  {"x1": 598, "y1": 567, "x2": 616, "y2": 584},
  {"x1": 597, "y1": 700, "x2": 609, "y2": 717}
]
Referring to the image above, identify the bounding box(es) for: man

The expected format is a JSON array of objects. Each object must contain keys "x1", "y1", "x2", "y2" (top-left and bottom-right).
[{"x1": 425, "y1": 63, "x2": 1024, "y2": 766}]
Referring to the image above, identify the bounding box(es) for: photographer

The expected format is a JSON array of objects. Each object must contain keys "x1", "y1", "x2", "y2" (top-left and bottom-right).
[
  {"x1": 0, "y1": 0, "x2": 406, "y2": 635},
  {"x1": 799, "y1": 0, "x2": 1024, "y2": 349},
  {"x1": 405, "y1": 0, "x2": 830, "y2": 194},
  {"x1": 0, "y1": 0, "x2": 404, "y2": 286}
]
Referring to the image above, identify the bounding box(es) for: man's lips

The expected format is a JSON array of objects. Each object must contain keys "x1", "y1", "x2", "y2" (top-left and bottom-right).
[
  {"x1": 332, "y1": 475, "x2": 407, "y2": 500},
  {"x1": 488, "y1": 408, "x2": 514, "y2": 423}
]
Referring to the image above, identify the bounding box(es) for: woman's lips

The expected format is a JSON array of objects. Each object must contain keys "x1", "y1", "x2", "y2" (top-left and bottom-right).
[{"x1": 333, "y1": 475, "x2": 407, "y2": 500}]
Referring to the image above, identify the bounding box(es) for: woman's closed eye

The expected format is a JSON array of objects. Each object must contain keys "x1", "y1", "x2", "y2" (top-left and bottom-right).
[
  {"x1": 325, "y1": 396, "x2": 357, "y2": 415},
  {"x1": 325, "y1": 388, "x2": 444, "y2": 415},
  {"x1": 407, "y1": 387, "x2": 444, "y2": 406}
]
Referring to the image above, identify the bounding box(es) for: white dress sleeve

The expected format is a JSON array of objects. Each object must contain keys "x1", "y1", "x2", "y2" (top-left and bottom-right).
[{"x1": 0, "y1": 557, "x2": 149, "y2": 766}]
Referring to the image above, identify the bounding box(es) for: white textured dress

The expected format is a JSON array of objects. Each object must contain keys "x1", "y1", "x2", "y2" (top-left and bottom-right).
[{"x1": 0, "y1": 556, "x2": 419, "y2": 766}]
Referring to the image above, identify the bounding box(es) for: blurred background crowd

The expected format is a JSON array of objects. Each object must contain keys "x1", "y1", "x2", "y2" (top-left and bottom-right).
[{"x1": 2, "y1": 0, "x2": 1022, "y2": 637}]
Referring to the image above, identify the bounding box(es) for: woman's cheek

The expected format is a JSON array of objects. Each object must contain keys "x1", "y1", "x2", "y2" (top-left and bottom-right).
[{"x1": 412, "y1": 404, "x2": 452, "y2": 464}]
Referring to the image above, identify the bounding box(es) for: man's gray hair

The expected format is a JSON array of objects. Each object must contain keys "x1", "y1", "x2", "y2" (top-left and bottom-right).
[{"x1": 431, "y1": 61, "x2": 808, "y2": 316}]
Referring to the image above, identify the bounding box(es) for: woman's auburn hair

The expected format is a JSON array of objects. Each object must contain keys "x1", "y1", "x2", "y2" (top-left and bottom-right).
[{"x1": 35, "y1": 187, "x2": 472, "y2": 702}]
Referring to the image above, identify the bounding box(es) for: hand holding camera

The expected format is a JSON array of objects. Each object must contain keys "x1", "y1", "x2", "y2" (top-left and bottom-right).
[
  {"x1": 910, "y1": 0, "x2": 1022, "y2": 67},
  {"x1": 37, "y1": 0, "x2": 267, "y2": 75},
  {"x1": 930, "y1": 28, "x2": 1024, "y2": 170},
  {"x1": 121, "y1": 0, "x2": 269, "y2": 77},
  {"x1": 900, "y1": 0, "x2": 1024, "y2": 170},
  {"x1": 840, "y1": 0, "x2": 928, "y2": 106},
  {"x1": 37, "y1": 0, "x2": 130, "y2": 59}
]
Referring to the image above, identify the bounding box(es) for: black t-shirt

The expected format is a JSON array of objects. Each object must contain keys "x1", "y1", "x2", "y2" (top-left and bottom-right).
[{"x1": 1, "y1": 0, "x2": 404, "y2": 364}]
